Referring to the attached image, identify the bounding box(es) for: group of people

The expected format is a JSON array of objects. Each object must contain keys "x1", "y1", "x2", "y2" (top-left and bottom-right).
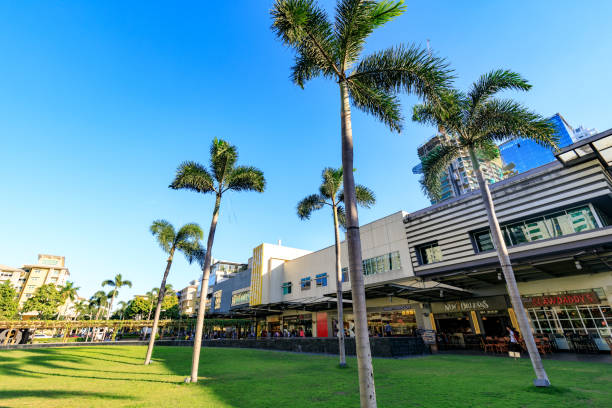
[{"x1": 260, "y1": 328, "x2": 307, "y2": 338}]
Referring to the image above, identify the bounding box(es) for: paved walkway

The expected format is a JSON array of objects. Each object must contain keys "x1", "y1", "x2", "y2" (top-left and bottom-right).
[{"x1": 438, "y1": 349, "x2": 612, "y2": 363}]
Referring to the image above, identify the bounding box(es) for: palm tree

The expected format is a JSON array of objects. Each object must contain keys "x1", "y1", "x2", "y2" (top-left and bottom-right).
[
  {"x1": 73, "y1": 300, "x2": 89, "y2": 320},
  {"x1": 88, "y1": 290, "x2": 108, "y2": 342},
  {"x1": 297, "y1": 167, "x2": 375, "y2": 367},
  {"x1": 58, "y1": 281, "x2": 80, "y2": 320},
  {"x1": 117, "y1": 301, "x2": 129, "y2": 320},
  {"x1": 102, "y1": 274, "x2": 133, "y2": 320},
  {"x1": 271, "y1": 1, "x2": 451, "y2": 404},
  {"x1": 145, "y1": 289, "x2": 157, "y2": 320},
  {"x1": 412, "y1": 69, "x2": 558, "y2": 387},
  {"x1": 144, "y1": 220, "x2": 203, "y2": 365},
  {"x1": 170, "y1": 137, "x2": 265, "y2": 383}
]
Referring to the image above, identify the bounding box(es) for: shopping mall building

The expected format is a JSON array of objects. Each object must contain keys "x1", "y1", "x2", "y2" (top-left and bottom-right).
[{"x1": 206, "y1": 130, "x2": 612, "y2": 350}]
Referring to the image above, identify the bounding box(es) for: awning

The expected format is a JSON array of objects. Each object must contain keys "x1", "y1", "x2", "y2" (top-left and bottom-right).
[
  {"x1": 556, "y1": 128, "x2": 612, "y2": 169},
  {"x1": 325, "y1": 282, "x2": 472, "y2": 302}
]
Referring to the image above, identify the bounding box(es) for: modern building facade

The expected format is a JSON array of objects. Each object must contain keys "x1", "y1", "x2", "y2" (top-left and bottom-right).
[
  {"x1": 184, "y1": 130, "x2": 612, "y2": 350},
  {"x1": 499, "y1": 113, "x2": 576, "y2": 174},
  {"x1": 574, "y1": 125, "x2": 599, "y2": 141},
  {"x1": 415, "y1": 133, "x2": 505, "y2": 203}
]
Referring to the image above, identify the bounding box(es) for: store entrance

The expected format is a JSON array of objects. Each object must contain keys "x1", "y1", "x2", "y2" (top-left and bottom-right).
[
  {"x1": 480, "y1": 310, "x2": 511, "y2": 336},
  {"x1": 436, "y1": 313, "x2": 473, "y2": 335}
]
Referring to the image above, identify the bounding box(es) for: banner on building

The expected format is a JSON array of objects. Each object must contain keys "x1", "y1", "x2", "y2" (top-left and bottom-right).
[{"x1": 521, "y1": 291, "x2": 600, "y2": 308}]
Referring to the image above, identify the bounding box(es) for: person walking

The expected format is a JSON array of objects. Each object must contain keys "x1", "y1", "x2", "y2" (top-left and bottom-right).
[{"x1": 507, "y1": 326, "x2": 521, "y2": 360}]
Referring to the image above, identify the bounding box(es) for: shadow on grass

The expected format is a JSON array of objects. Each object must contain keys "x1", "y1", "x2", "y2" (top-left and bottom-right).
[
  {"x1": 0, "y1": 348, "x2": 179, "y2": 384},
  {"x1": 0, "y1": 390, "x2": 132, "y2": 400}
]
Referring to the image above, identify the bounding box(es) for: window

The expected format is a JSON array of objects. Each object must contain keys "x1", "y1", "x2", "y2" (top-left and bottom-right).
[
  {"x1": 473, "y1": 205, "x2": 601, "y2": 252},
  {"x1": 213, "y1": 291, "x2": 222, "y2": 310},
  {"x1": 282, "y1": 282, "x2": 292, "y2": 295},
  {"x1": 416, "y1": 242, "x2": 442, "y2": 265},
  {"x1": 343, "y1": 252, "x2": 402, "y2": 277},
  {"x1": 315, "y1": 273, "x2": 328, "y2": 287},
  {"x1": 300, "y1": 277, "x2": 311, "y2": 290},
  {"x1": 27, "y1": 285, "x2": 36, "y2": 290},
  {"x1": 231, "y1": 290, "x2": 250, "y2": 306}
]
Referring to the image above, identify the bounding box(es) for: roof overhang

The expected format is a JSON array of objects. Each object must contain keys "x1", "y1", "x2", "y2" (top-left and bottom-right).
[
  {"x1": 556, "y1": 128, "x2": 612, "y2": 170},
  {"x1": 325, "y1": 282, "x2": 472, "y2": 302}
]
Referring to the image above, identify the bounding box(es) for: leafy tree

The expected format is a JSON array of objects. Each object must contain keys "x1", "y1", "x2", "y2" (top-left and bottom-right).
[
  {"x1": 58, "y1": 281, "x2": 80, "y2": 320},
  {"x1": 102, "y1": 274, "x2": 133, "y2": 319},
  {"x1": 126, "y1": 296, "x2": 150, "y2": 319},
  {"x1": 160, "y1": 295, "x2": 179, "y2": 319},
  {"x1": 412, "y1": 69, "x2": 557, "y2": 386},
  {"x1": 170, "y1": 137, "x2": 265, "y2": 382},
  {"x1": 297, "y1": 167, "x2": 374, "y2": 367},
  {"x1": 22, "y1": 284, "x2": 63, "y2": 319},
  {"x1": 73, "y1": 300, "x2": 90, "y2": 320},
  {"x1": 144, "y1": 220, "x2": 203, "y2": 365},
  {"x1": 0, "y1": 282, "x2": 19, "y2": 320},
  {"x1": 271, "y1": 1, "x2": 452, "y2": 403}
]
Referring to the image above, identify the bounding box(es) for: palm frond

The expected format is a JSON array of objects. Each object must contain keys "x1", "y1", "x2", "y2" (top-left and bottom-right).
[
  {"x1": 420, "y1": 143, "x2": 461, "y2": 201},
  {"x1": 210, "y1": 138, "x2": 238, "y2": 185},
  {"x1": 150, "y1": 219, "x2": 176, "y2": 254},
  {"x1": 348, "y1": 44, "x2": 452, "y2": 108},
  {"x1": 176, "y1": 240, "x2": 203, "y2": 263},
  {"x1": 169, "y1": 161, "x2": 215, "y2": 194},
  {"x1": 176, "y1": 223, "x2": 204, "y2": 244},
  {"x1": 102, "y1": 279, "x2": 115, "y2": 287},
  {"x1": 319, "y1": 167, "x2": 343, "y2": 199},
  {"x1": 468, "y1": 69, "x2": 531, "y2": 111},
  {"x1": 291, "y1": 52, "x2": 323, "y2": 88},
  {"x1": 354, "y1": 184, "x2": 376, "y2": 208},
  {"x1": 271, "y1": 0, "x2": 340, "y2": 78},
  {"x1": 470, "y1": 99, "x2": 558, "y2": 149},
  {"x1": 335, "y1": 0, "x2": 405, "y2": 70},
  {"x1": 297, "y1": 194, "x2": 326, "y2": 219},
  {"x1": 225, "y1": 165, "x2": 266, "y2": 193},
  {"x1": 184, "y1": 244, "x2": 206, "y2": 269},
  {"x1": 412, "y1": 89, "x2": 465, "y2": 133},
  {"x1": 347, "y1": 77, "x2": 402, "y2": 131}
]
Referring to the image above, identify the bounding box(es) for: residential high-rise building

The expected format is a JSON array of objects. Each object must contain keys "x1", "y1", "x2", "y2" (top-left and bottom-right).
[
  {"x1": 0, "y1": 265, "x2": 27, "y2": 294},
  {"x1": 499, "y1": 113, "x2": 576, "y2": 174},
  {"x1": 18, "y1": 254, "x2": 70, "y2": 306},
  {"x1": 177, "y1": 280, "x2": 199, "y2": 317},
  {"x1": 414, "y1": 133, "x2": 504, "y2": 204},
  {"x1": 573, "y1": 125, "x2": 599, "y2": 141}
]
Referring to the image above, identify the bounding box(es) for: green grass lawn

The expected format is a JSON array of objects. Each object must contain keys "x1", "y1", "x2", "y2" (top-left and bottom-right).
[{"x1": 0, "y1": 346, "x2": 610, "y2": 407}]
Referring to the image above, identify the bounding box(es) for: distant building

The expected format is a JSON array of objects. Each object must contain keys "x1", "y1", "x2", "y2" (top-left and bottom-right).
[
  {"x1": 0, "y1": 265, "x2": 27, "y2": 294},
  {"x1": 193, "y1": 260, "x2": 248, "y2": 314},
  {"x1": 574, "y1": 125, "x2": 599, "y2": 141},
  {"x1": 499, "y1": 113, "x2": 576, "y2": 174},
  {"x1": 18, "y1": 254, "x2": 70, "y2": 306},
  {"x1": 177, "y1": 280, "x2": 199, "y2": 317},
  {"x1": 415, "y1": 133, "x2": 504, "y2": 204}
]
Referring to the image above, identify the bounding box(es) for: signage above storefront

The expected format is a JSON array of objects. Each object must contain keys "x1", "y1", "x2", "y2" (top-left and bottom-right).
[
  {"x1": 522, "y1": 291, "x2": 600, "y2": 308},
  {"x1": 431, "y1": 296, "x2": 508, "y2": 314}
]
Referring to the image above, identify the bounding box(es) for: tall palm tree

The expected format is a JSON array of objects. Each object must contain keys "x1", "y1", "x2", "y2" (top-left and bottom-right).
[
  {"x1": 412, "y1": 69, "x2": 558, "y2": 387},
  {"x1": 297, "y1": 167, "x2": 375, "y2": 367},
  {"x1": 144, "y1": 220, "x2": 203, "y2": 365},
  {"x1": 58, "y1": 281, "x2": 80, "y2": 320},
  {"x1": 102, "y1": 274, "x2": 133, "y2": 320},
  {"x1": 170, "y1": 137, "x2": 265, "y2": 383},
  {"x1": 73, "y1": 300, "x2": 89, "y2": 320},
  {"x1": 117, "y1": 300, "x2": 129, "y2": 320},
  {"x1": 271, "y1": 1, "x2": 451, "y2": 404}
]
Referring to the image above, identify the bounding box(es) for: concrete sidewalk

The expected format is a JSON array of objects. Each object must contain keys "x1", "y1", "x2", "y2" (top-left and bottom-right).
[{"x1": 438, "y1": 349, "x2": 612, "y2": 363}]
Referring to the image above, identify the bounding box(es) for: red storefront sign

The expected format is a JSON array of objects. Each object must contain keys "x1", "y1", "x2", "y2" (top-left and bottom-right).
[{"x1": 522, "y1": 291, "x2": 600, "y2": 308}]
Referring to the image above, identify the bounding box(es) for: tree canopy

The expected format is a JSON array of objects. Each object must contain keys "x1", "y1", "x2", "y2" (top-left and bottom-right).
[
  {"x1": 22, "y1": 284, "x2": 63, "y2": 319},
  {"x1": 0, "y1": 282, "x2": 19, "y2": 320}
]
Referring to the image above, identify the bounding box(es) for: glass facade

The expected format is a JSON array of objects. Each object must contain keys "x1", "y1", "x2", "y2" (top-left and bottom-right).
[
  {"x1": 362, "y1": 251, "x2": 402, "y2": 276},
  {"x1": 499, "y1": 113, "x2": 576, "y2": 174},
  {"x1": 528, "y1": 305, "x2": 611, "y2": 340},
  {"x1": 231, "y1": 290, "x2": 250, "y2": 306},
  {"x1": 281, "y1": 282, "x2": 292, "y2": 295},
  {"x1": 473, "y1": 205, "x2": 601, "y2": 252},
  {"x1": 300, "y1": 277, "x2": 311, "y2": 290},
  {"x1": 213, "y1": 290, "x2": 222, "y2": 310}
]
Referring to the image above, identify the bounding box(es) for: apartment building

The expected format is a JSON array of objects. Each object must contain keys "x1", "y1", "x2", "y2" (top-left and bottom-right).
[
  {"x1": 18, "y1": 254, "x2": 70, "y2": 305},
  {"x1": 177, "y1": 280, "x2": 199, "y2": 317}
]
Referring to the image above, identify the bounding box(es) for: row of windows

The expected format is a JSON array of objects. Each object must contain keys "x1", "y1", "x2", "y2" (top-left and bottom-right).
[
  {"x1": 231, "y1": 290, "x2": 250, "y2": 306},
  {"x1": 283, "y1": 252, "x2": 402, "y2": 295},
  {"x1": 299, "y1": 273, "x2": 328, "y2": 291},
  {"x1": 414, "y1": 204, "x2": 604, "y2": 265}
]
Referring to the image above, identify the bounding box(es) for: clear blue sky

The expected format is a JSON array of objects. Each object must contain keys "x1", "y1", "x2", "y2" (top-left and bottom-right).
[{"x1": 1, "y1": 1, "x2": 610, "y2": 304}]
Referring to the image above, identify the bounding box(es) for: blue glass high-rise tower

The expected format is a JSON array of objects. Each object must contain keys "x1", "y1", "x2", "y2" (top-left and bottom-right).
[{"x1": 499, "y1": 113, "x2": 576, "y2": 173}]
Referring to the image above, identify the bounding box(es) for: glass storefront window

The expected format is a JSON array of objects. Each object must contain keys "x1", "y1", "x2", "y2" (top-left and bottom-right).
[{"x1": 527, "y1": 305, "x2": 611, "y2": 339}]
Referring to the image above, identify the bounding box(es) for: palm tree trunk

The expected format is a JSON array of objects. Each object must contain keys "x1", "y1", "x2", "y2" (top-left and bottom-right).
[
  {"x1": 189, "y1": 193, "x2": 221, "y2": 383},
  {"x1": 332, "y1": 203, "x2": 347, "y2": 367},
  {"x1": 147, "y1": 300, "x2": 153, "y2": 321},
  {"x1": 339, "y1": 79, "x2": 377, "y2": 407},
  {"x1": 144, "y1": 250, "x2": 174, "y2": 365},
  {"x1": 468, "y1": 147, "x2": 550, "y2": 386},
  {"x1": 102, "y1": 290, "x2": 116, "y2": 340}
]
